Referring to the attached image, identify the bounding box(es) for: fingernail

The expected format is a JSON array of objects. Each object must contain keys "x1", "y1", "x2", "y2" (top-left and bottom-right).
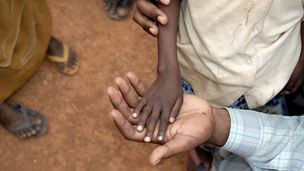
[
  {"x1": 149, "y1": 28, "x2": 156, "y2": 35},
  {"x1": 169, "y1": 117, "x2": 175, "y2": 123},
  {"x1": 154, "y1": 159, "x2": 161, "y2": 165},
  {"x1": 144, "y1": 136, "x2": 151, "y2": 142},
  {"x1": 137, "y1": 125, "x2": 143, "y2": 131},
  {"x1": 157, "y1": 16, "x2": 166, "y2": 25},
  {"x1": 158, "y1": 136, "x2": 163, "y2": 141},
  {"x1": 161, "y1": 0, "x2": 169, "y2": 5},
  {"x1": 132, "y1": 112, "x2": 137, "y2": 118}
]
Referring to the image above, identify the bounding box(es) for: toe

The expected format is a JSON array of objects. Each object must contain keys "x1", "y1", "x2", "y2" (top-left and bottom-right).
[
  {"x1": 67, "y1": 49, "x2": 79, "y2": 69},
  {"x1": 16, "y1": 131, "x2": 23, "y2": 139},
  {"x1": 32, "y1": 117, "x2": 42, "y2": 127},
  {"x1": 117, "y1": 7, "x2": 129, "y2": 18},
  {"x1": 30, "y1": 128, "x2": 37, "y2": 135},
  {"x1": 56, "y1": 63, "x2": 68, "y2": 74},
  {"x1": 25, "y1": 129, "x2": 32, "y2": 137},
  {"x1": 109, "y1": 2, "x2": 117, "y2": 15},
  {"x1": 19, "y1": 130, "x2": 27, "y2": 139}
]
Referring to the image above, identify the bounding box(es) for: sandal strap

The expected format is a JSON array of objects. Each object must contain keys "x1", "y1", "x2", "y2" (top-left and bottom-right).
[
  {"x1": 7, "y1": 104, "x2": 32, "y2": 133},
  {"x1": 47, "y1": 43, "x2": 69, "y2": 64}
]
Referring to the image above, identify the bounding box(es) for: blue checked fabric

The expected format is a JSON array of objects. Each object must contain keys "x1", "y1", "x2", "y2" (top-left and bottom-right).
[{"x1": 222, "y1": 108, "x2": 304, "y2": 170}]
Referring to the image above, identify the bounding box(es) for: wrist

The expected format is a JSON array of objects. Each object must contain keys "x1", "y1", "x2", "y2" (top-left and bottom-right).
[
  {"x1": 157, "y1": 62, "x2": 180, "y2": 76},
  {"x1": 208, "y1": 107, "x2": 231, "y2": 147}
]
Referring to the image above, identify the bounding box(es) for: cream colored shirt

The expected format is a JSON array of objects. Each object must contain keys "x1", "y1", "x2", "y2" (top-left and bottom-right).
[{"x1": 177, "y1": 0, "x2": 303, "y2": 108}]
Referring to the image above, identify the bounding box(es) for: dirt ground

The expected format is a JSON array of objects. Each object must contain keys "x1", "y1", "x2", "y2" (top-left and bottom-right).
[{"x1": 0, "y1": 0, "x2": 185, "y2": 170}]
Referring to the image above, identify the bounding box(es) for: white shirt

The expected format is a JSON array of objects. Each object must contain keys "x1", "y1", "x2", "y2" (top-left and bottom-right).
[{"x1": 177, "y1": 0, "x2": 303, "y2": 108}]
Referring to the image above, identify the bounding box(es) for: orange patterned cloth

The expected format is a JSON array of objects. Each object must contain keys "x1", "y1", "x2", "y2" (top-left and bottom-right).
[{"x1": 0, "y1": 0, "x2": 52, "y2": 102}]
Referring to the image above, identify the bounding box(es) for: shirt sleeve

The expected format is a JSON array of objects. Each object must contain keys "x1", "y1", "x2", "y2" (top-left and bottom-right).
[{"x1": 221, "y1": 108, "x2": 304, "y2": 170}]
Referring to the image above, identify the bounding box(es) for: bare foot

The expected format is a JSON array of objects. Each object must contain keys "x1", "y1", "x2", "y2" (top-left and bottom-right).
[
  {"x1": 0, "y1": 103, "x2": 42, "y2": 139},
  {"x1": 47, "y1": 37, "x2": 79, "y2": 75},
  {"x1": 104, "y1": 0, "x2": 133, "y2": 20}
]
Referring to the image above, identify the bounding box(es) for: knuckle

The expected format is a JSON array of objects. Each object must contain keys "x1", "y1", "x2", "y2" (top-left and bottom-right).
[
  {"x1": 139, "y1": 120, "x2": 146, "y2": 126},
  {"x1": 150, "y1": 115, "x2": 158, "y2": 123},
  {"x1": 151, "y1": 9, "x2": 159, "y2": 19},
  {"x1": 143, "y1": 107, "x2": 151, "y2": 113},
  {"x1": 161, "y1": 116, "x2": 169, "y2": 123},
  {"x1": 141, "y1": 97, "x2": 148, "y2": 104}
]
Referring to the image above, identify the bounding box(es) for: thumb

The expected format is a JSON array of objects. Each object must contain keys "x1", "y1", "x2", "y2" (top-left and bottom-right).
[{"x1": 149, "y1": 135, "x2": 194, "y2": 165}]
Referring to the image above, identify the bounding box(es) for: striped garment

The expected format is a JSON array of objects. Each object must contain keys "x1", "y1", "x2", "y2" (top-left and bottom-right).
[{"x1": 222, "y1": 108, "x2": 304, "y2": 170}]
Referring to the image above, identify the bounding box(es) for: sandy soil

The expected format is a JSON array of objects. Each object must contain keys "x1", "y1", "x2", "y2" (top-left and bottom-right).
[{"x1": 0, "y1": 0, "x2": 185, "y2": 170}]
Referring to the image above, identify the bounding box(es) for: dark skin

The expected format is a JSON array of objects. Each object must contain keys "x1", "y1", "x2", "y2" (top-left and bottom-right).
[
  {"x1": 107, "y1": 73, "x2": 230, "y2": 165},
  {"x1": 0, "y1": 37, "x2": 78, "y2": 139},
  {"x1": 134, "y1": 0, "x2": 304, "y2": 97},
  {"x1": 281, "y1": 22, "x2": 304, "y2": 95},
  {"x1": 132, "y1": 0, "x2": 182, "y2": 142}
]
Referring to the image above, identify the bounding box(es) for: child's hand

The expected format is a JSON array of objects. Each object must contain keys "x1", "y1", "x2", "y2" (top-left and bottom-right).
[
  {"x1": 134, "y1": 0, "x2": 170, "y2": 36},
  {"x1": 133, "y1": 70, "x2": 183, "y2": 142}
]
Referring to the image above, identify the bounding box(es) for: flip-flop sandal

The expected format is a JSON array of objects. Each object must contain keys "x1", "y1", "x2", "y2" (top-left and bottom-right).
[
  {"x1": 46, "y1": 43, "x2": 79, "y2": 76},
  {"x1": 184, "y1": 149, "x2": 212, "y2": 171},
  {"x1": 8, "y1": 104, "x2": 48, "y2": 138},
  {"x1": 105, "y1": 0, "x2": 133, "y2": 21}
]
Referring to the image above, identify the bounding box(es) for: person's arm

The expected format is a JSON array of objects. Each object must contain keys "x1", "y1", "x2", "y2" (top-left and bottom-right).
[
  {"x1": 281, "y1": 21, "x2": 304, "y2": 95},
  {"x1": 109, "y1": 73, "x2": 304, "y2": 168},
  {"x1": 221, "y1": 108, "x2": 304, "y2": 170},
  {"x1": 133, "y1": 0, "x2": 182, "y2": 143}
]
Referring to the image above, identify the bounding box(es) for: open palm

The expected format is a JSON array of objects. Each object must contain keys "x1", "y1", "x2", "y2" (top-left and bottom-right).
[{"x1": 107, "y1": 72, "x2": 215, "y2": 165}]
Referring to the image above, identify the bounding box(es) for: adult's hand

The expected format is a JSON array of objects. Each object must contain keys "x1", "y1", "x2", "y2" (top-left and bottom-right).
[
  {"x1": 107, "y1": 72, "x2": 230, "y2": 165},
  {"x1": 133, "y1": 0, "x2": 170, "y2": 36}
]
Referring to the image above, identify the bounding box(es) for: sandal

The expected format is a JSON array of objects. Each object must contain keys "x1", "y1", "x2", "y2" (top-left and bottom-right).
[
  {"x1": 8, "y1": 104, "x2": 48, "y2": 138},
  {"x1": 104, "y1": 0, "x2": 133, "y2": 21},
  {"x1": 46, "y1": 43, "x2": 79, "y2": 76}
]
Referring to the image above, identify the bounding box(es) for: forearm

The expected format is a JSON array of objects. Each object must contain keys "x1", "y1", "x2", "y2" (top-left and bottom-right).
[
  {"x1": 299, "y1": 21, "x2": 304, "y2": 73},
  {"x1": 297, "y1": 21, "x2": 304, "y2": 72},
  {"x1": 157, "y1": 0, "x2": 180, "y2": 74}
]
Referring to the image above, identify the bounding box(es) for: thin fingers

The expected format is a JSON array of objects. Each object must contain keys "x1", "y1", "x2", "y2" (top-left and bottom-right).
[
  {"x1": 115, "y1": 77, "x2": 139, "y2": 108},
  {"x1": 157, "y1": 107, "x2": 170, "y2": 141},
  {"x1": 133, "y1": 10, "x2": 158, "y2": 36},
  {"x1": 111, "y1": 110, "x2": 146, "y2": 141},
  {"x1": 144, "y1": 107, "x2": 161, "y2": 142},
  {"x1": 136, "y1": 0, "x2": 168, "y2": 25},
  {"x1": 107, "y1": 87, "x2": 137, "y2": 124},
  {"x1": 282, "y1": 78, "x2": 303, "y2": 95},
  {"x1": 158, "y1": 0, "x2": 170, "y2": 5},
  {"x1": 136, "y1": 105, "x2": 152, "y2": 131},
  {"x1": 134, "y1": 97, "x2": 148, "y2": 118},
  {"x1": 126, "y1": 72, "x2": 146, "y2": 97},
  {"x1": 169, "y1": 95, "x2": 183, "y2": 123},
  {"x1": 290, "y1": 78, "x2": 303, "y2": 93}
]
